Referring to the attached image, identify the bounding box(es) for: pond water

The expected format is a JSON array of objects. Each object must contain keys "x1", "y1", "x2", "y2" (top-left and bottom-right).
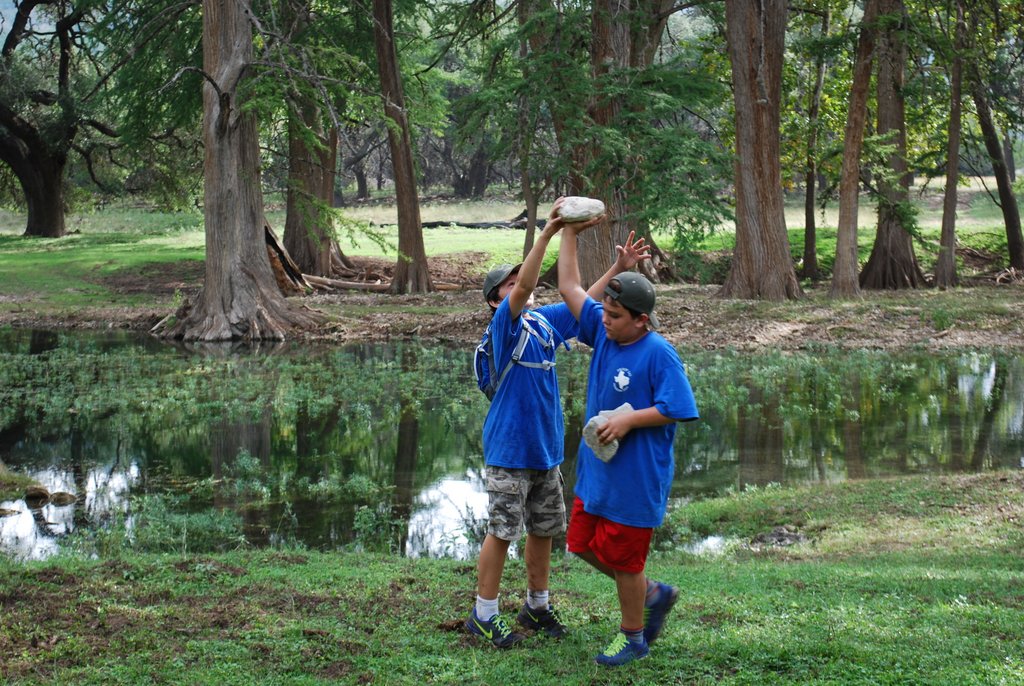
[{"x1": 1, "y1": 329, "x2": 1021, "y2": 561}]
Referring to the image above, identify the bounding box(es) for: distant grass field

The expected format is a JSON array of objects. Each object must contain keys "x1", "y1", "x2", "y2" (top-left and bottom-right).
[{"x1": 0, "y1": 179, "x2": 1018, "y2": 309}]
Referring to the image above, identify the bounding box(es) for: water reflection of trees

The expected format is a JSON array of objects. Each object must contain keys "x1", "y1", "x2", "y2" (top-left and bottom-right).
[
  {"x1": 3, "y1": 334, "x2": 1023, "y2": 558},
  {"x1": 683, "y1": 351, "x2": 1024, "y2": 496}
]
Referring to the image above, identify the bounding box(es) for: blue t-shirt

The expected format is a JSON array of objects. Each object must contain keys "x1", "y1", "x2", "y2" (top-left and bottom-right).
[
  {"x1": 575, "y1": 297, "x2": 698, "y2": 527},
  {"x1": 481, "y1": 299, "x2": 579, "y2": 470}
]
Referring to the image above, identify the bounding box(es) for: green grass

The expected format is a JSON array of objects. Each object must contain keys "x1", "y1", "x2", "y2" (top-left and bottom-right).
[
  {"x1": 0, "y1": 205, "x2": 205, "y2": 311},
  {"x1": 2, "y1": 471, "x2": 1021, "y2": 684}
]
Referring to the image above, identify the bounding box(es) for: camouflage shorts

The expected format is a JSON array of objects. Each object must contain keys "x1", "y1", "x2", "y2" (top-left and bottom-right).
[{"x1": 485, "y1": 466, "x2": 566, "y2": 540}]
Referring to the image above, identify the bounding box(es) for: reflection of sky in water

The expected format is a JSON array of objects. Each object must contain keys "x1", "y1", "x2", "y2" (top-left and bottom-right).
[
  {"x1": 0, "y1": 503, "x2": 62, "y2": 560},
  {"x1": 0, "y1": 465, "x2": 136, "y2": 560},
  {"x1": 405, "y1": 473, "x2": 491, "y2": 560},
  {"x1": 3, "y1": 464, "x2": 500, "y2": 561}
]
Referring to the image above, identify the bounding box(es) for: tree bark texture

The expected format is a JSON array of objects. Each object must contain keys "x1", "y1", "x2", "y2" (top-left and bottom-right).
[
  {"x1": 801, "y1": 8, "x2": 830, "y2": 281},
  {"x1": 6, "y1": 148, "x2": 68, "y2": 238},
  {"x1": 830, "y1": 0, "x2": 879, "y2": 298},
  {"x1": 0, "y1": 3, "x2": 81, "y2": 238},
  {"x1": 284, "y1": 100, "x2": 335, "y2": 277},
  {"x1": 156, "y1": 0, "x2": 318, "y2": 341},
  {"x1": 719, "y1": 0, "x2": 802, "y2": 301},
  {"x1": 970, "y1": 71, "x2": 1024, "y2": 271},
  {"x1": 859, "y1": 0, "x2": 925, "y2": 290},
  {"x1": 372, "y1": 0, "x2": 433, "y2": 294},
  {"x1": 579, "y1": 0, "x2": 675, "y2": 286},
  {"x1": 935, "y1": 0, "x2": 965, "y2": 289}
]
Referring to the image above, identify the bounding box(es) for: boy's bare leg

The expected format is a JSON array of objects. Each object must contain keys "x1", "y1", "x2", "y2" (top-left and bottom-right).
[
  {"x1": 614, "y1": 570, "x2": 647, "y2": 630},
  {"x1": 524, "y1": 533, "x2": 552, "y2": 592},
  {"x1": 573, "y1": 549, "x2": 616, "y2": 579},
  {"x1": 477, "y1": 534, "x2": 511, "y2": 600}
]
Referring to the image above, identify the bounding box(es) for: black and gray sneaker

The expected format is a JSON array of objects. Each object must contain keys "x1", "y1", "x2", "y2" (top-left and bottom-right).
[
  {"x1": 517, "y1": 602, "x2": 567, "y2": 638},
  {"x1": 465, "y1": 609, "x2": 526, "y2": 648}
]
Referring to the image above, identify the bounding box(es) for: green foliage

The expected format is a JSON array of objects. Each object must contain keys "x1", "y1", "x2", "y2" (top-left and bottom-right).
[
  {"x1": 351, "y1": 504, "x2": 404, "y2": 554},
  {"x1": 925, "y1": 305, "x2": 956, "y2": 331},
  {"x1": 0, "y1": 464, "x2": 35, "y2": 501},
  {"x1": 71, "y1": 494, "x2": 247, "y2": 557}
]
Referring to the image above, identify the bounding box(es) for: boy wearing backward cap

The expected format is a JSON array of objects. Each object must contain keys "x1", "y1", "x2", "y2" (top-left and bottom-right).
[{"x1": 557, "y1": 220, "x2": 699, "y2": 667}]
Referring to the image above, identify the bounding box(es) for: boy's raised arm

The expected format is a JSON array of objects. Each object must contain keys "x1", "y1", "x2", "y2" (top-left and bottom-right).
[
  {"x1": 585, "y1": 230, "x2": 651, "y2": 300},
  {"x1": 560, "y1": 223, "x2": 651, "y2": 320},
  {"x1": 558, "y1": 225, "x2": 588, "y2": 320},
  {"x1": 506, "y1": 202, "x2": 565, "y2": 319},
  {"x1": 510, "y1": 199, "x2": 607, "y2": 319}
]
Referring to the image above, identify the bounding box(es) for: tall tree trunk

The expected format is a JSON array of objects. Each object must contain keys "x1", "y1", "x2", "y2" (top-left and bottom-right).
[
  {"x1": 970, "y1": 73, "x2": 1024, "y2": 271},
  {"x1": 0, "y1": 96, "x2": 69, "y2": 239},
  {"x1": 801, "y1": 8, "x2": 830, "y2": 281},
  {"x1": 859, "y1": 0, "x2": 924, "y2": 290},
  {"x1": 517, "y1": 0, "x2": 540, "y2": 261},
  {"x1": 830, "y1": 0, "x2": 879, "y2": 298},
  {"x1": 577, "y1": 0, "x2": 675, "y2": 286},
  {"x1": 719, "y1": 0, "x2": 801, "y2": 300},
  {"x1": 578, "y1": 0, "x2": 632, "y2": 287},
  {"x1": 525, "y1": 0, "x2": 590, "y2": 284},
  {"x1": 353, "y1": 164, "x2": 369, "y2": 200},
  {"x1": 468, "y1": 145, "x2": 490, "y2": 198},
  {"x1": 372, "y1": 0, "x2": 433, "y2": 294},
  {"x1": 0, "y1": 2, "x2": 80, "y2": 238},
  {"x1": 935, "y1": 0, "x2": 965, "y2": 289},
  {"x1": 155, "y1": 0, "x2": 318, "y2": 341},
  {"x1": 18, "y1": 153, "x2": 67, "y2": 238},
  {"x1": 284, "y1": 101, "x2": 334, "y2": 276},
  {"x1": 1004, "y1": 134, "x2": 1016, "y2": 184}
]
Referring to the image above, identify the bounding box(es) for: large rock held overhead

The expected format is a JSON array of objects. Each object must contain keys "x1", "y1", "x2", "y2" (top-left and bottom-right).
[{"x1": 557, "y1": 196, "x2": 606, "y2": 222}]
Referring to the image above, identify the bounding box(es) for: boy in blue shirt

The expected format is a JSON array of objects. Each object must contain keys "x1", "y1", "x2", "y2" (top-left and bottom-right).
[
  {"x1": 557, "y1": 221, "x2": 699, "y2": 666},
  {"x1": 466, "y1": 199, "x2": 650, "y2": 649}
]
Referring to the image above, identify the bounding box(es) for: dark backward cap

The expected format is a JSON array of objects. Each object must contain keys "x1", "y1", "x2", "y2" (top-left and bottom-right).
[
  {"x1": 483, "y1": 263, "x2": 521, "y2": 301},
  {"x1": 604, "y1": 272, "x2": 659, "y2": 329}
]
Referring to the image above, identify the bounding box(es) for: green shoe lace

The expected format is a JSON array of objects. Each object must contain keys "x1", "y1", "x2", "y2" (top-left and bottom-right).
[
  {"x1": 600, "y1": 632, "x2": 629, "y2": 657},
  {"x1": 491, "y1": 614, "x2": 515, "y2": 640}
]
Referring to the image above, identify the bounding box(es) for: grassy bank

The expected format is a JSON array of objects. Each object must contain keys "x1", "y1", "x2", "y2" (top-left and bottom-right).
[{"x1": 2, "y1": 471, "x2": 1022, "y2": 685}]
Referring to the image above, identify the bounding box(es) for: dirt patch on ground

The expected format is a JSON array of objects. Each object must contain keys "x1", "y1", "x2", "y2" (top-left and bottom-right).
[
  {"x1": 103, "y1": 260, "x2": 206, "y2": 296},
  {"x1": 4, "y1": 252, "x2": 1023, "y2": 351}
]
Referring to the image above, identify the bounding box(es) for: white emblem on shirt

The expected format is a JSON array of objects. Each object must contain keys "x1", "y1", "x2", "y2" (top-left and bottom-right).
[{"x1": 613, "y1": 368, "x2": 631, "y2": 392}]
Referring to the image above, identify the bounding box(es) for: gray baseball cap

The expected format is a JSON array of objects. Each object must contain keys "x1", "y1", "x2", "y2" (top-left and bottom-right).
[
  {"x1": 604, "y1": 272, "x2": 659, "y2": 329},
  {"x1": 483, "y1": 263, "x2": 521, "y2": 302}
]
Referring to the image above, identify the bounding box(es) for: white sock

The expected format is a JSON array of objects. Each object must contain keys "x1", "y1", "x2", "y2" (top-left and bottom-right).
[
  {"x1": 476, "y1": 595, "x2": 499, "y2": 621},
  {"x1": 527, "y1": 589, "x2": 549, "y2": 610}
]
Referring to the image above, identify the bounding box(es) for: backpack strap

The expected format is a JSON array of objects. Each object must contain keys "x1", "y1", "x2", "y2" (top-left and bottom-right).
[
  {"x1": 522, "y1": 310, "x2": 570, "y2": 352},
  {"x1": 492, "y1": 311, "x2": 565, "y2": 394}
]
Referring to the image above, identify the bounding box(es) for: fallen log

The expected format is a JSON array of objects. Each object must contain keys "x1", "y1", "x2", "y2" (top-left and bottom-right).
[
  {"x1": 419, "y1": 220, "x2": 523, "y2": 229},
  {"x1": 303, "y1": 274, "x2": 465, "y2": 292},
  {"x1": 264, "y1": 223, "x2": 310, "y2": 295},
  {"x1": 304, "y1": 275, "x2": 391, "y2": 292},
  {"x1": 385, "y1": 217, "x2": 547, "y2": 230}
]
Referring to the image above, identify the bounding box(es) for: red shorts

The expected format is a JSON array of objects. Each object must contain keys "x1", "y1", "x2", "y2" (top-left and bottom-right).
[{"x1": 565, "y1": 497, "x2": 652, "y2": 574}]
